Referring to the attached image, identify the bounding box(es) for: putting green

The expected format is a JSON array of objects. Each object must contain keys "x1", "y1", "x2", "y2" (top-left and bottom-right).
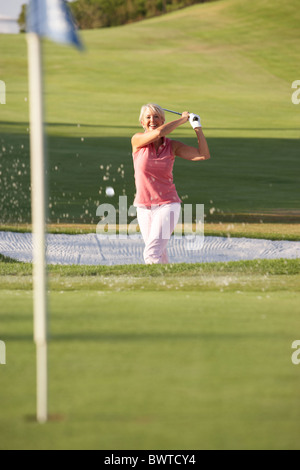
[{"x1": 0, "y1": 285, "x2": 300, "y2": 450}]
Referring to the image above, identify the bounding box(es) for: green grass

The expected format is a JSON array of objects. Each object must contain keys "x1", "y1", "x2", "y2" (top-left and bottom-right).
[
  {"x1": 1, "y1": 0, "x2": 300, "y2": 450},
  {"x1": 1, "y1": 257, "x2": 300, "y2": 278},
  {"x1": 0, "y1": 222, "x2": 299, "y2": 241},
  {"x1": 0, "y1": 270, "x2": 300, "y2": 450},
  {"x1": 1, "y1": 258, "x2": 300, "y2": 449},
  {"x1": 0, "y1": 0, "x2": 300, "y2": 224},
  {"x1": 1, "y1": 259, "x2": 300, "y2": 449}
]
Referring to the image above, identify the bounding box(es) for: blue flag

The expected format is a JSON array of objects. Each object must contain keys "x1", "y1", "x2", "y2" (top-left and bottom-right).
[{"x1": 26, "y1": 0, "x2": 83, "y2": 50}]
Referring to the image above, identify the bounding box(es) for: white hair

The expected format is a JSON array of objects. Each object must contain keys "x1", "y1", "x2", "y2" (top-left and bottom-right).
[{"x1": 139, "y1": 103, "x2": 165, "y2": 124}]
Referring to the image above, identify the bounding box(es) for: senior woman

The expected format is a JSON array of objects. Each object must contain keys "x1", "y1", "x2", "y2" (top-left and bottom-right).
[{"x1": 132, "y1": 103, "x2": 210, "y2": 265}]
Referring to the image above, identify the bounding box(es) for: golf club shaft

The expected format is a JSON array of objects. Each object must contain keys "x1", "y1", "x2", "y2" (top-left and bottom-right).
[{"x1": 162, "y1": 108, "x2": 182, "y2": 116}]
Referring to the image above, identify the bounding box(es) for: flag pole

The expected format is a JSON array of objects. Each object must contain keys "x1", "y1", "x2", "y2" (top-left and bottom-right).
[
  {"x1": 26, "y1": 0, "x2": 83, "y2": 424},
  {"x1": 27, "y1": 32, "x2": 48, "y2": 424}
]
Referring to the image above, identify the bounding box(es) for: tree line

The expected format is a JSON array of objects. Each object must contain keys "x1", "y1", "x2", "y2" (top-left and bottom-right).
[{"x1": 19, "y1": 0, "x2": 215, "y2": 31}]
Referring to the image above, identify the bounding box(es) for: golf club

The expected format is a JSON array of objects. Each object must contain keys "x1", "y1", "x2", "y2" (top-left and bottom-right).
[
  {"x1": 163, "y1": 108, "x2": 199, "y2": 122},
  {"x1": 162, "y1": 108, "x2": 182, "y2": 116}
]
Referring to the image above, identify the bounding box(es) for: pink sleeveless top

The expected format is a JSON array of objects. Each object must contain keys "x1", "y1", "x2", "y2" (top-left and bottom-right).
[{"x1": 133, "y1": 137, "x2": 182, "y2": 207}]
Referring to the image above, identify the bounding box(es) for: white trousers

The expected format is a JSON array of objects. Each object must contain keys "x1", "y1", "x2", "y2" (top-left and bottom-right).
[{"x1": 137, "y1": 203, "x2": 181, "y2": 264}]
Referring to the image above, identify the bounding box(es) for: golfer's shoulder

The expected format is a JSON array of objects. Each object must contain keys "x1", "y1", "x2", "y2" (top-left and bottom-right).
[
  {"x1": 131, "y1": 132, "x2": 145, "y2": 140},
  {"x1": 131, "y1": 132, "x2": 144, "y2": 143}
]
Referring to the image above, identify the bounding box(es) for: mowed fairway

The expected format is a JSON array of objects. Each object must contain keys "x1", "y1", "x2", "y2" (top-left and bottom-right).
[
  {"x1": 0, "y1": 0, "x2": 300, "y2": 450},
  {"x1": 0, "y1": 0, "x2": 299, "y2": 224}
]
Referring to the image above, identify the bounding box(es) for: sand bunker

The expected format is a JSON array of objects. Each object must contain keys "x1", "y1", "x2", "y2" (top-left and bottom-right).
[{"x1": 0, "y1": 231, "x2": 299, "y2": 266}]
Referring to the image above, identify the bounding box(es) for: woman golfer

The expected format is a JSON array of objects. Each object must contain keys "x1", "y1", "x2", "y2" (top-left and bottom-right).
[{"x1": 132, "y1": 103, "x2": 210, "y2": 265}]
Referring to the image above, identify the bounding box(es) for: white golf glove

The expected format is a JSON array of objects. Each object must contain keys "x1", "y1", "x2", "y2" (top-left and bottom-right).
[{"x1": 189, "y1": 113, "x2": 201, "y2": 129}]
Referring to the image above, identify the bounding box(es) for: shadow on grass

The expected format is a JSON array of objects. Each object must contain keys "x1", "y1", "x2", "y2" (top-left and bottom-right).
[
  {"x1": 1, "y1": 331, "x2": 280, "y2": 343},
  {"x1": 0, "y1": 128, "x2": 299, "y2": 223}
]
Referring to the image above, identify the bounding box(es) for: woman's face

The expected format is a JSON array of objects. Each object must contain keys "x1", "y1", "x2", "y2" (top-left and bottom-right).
[{"x1": 141, "y1": 108, "x2": 165, "y2": 132}]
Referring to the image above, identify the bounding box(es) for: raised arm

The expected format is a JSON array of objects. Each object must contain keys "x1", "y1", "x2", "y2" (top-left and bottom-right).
[
  {"x1": 132, "y1": 112, "x2": 189, "y2": 153},
  {"x1": 172, "y1": 115, "x2": 210, "y2": 161}
]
